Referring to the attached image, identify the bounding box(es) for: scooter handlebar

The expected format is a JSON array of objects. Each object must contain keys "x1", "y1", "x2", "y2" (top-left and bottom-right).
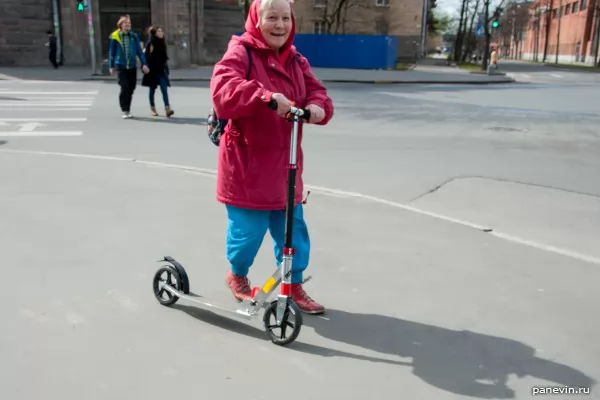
[{"x1": 267, "y1": 99, "x2": 311, "y2": 121}]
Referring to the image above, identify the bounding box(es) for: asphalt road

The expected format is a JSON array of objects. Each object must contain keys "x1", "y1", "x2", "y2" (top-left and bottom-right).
[
  {"x1": 0, "y1": 72, "x2": 599, "y2": 400},
  {"x1": 498, "y1": 59, "x2": 600, "y2": 84}
]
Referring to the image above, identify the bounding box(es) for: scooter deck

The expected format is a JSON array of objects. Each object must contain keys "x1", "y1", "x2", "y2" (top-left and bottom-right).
[{"x1": 158, "y1": 282, "x2": 266, "y2": 320}]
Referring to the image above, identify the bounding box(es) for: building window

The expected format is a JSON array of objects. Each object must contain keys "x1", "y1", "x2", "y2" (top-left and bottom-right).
[
  {"x1": 581, "y1": 0, "x2": 587, "y2": 10},
  {"x1": 572, "y1": 2, "x2": 578, "y2": 12},
  {"x1": 313, "y1": 21, "x2": 326, "y2": 34},
  {"x1": 314, "y1": 0, "x2": 326, "y2": 8},
  {"x1": 565, "y1": 3, "x2": 570, "y2": 14},
  {"x1": 375, "y1": 0, "x2": 390, "y2": 7}
]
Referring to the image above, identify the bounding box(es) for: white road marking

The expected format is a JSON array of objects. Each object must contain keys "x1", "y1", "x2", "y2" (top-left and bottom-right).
[
  {"x1": 0, "y1": 149, "x2": 131, "y2": 161},
  {"x1": 1, "y1": 98, "x2": 96, "y2": 101},
  {"x1": 549, "y1": 73, "x2": 562, "y2": 78},
  {"x1": 0, "y1": 131, "x2": 82, "y2": 137},
  {"x1": 0, "y1": 118, "x2": 87, "y2": 122},
  {"x1": 0, "y1": 91, "x2": 98, "y2": 95},
  {"x1": 1, "y1": 80, "x2": 82, "y2": 84},
  {"x1": 0, "y1": 107, "x2": 89, "y2": 111},
  {"x1": 0, "y1": 148, "x2": 597, "y2": 266},
  {"x1": 15, "y1": 122, "x2": 45, "y2": 132},
  {"x1": 0, "y1": 101, "x2": 92, "y2": 104}
]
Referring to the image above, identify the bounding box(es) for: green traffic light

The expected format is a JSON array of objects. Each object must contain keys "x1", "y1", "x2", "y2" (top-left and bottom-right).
[
  {"x1": 492, "y1": 20, "x2": 499, "y2": 28},
  {"x1": 77, "y1": 3, "x2": 84, "y2": 11}
]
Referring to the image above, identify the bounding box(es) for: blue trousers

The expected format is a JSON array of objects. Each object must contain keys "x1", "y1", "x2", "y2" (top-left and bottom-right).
[
  {"x1": 226, "y1": 204, "x2": 310, "y2": 284},
  {"x1": 149, "y1": 73, "x2": 169, "y2": 107}
]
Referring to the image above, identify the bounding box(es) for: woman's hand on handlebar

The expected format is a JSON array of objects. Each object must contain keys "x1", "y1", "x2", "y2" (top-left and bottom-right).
[
  {"x1": 305, "y1": 104, "x2": 325, "y2": 124},
  {"x1": 271, "y1": 93, "x2": 293, "y2": 117},
  {"x1": 267, "y1": 96, "x2": 313, "y2": 121}
]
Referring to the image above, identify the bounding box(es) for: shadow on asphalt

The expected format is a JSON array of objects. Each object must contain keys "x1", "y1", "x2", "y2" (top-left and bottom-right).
[
  {"x1": 171, "y1": 304, "x2": 595, "y2": 398},
  {"x1": 132, "y1": 116, "x2": 206, "y2": 125}
]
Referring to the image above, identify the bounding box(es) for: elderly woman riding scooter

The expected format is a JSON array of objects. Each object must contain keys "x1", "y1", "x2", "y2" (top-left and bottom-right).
[{"x1": 210, "y1": 0, "x2": 334, "y2": 314}]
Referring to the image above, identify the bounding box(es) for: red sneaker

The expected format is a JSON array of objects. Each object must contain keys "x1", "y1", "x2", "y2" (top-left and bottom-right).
[
  {"x1": 291, "y1": 284, "x2": 325, "y2": 314},
  {"x1": 225, "y1": 271, "x2": 252, "y2": 302}
]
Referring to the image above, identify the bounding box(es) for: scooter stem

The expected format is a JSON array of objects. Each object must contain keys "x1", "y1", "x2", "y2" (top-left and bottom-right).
[
  {"x1": 265, "y1": 100, "x2": 311, "y2": 302},
  {"x1": 280, "y1": 113, "x2": 300, "y2": 296}
]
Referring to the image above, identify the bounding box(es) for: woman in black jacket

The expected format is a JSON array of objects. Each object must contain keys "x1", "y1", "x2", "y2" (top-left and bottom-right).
[{"x1": 141, "y1": 26, "x2": 174, "y2": 117}]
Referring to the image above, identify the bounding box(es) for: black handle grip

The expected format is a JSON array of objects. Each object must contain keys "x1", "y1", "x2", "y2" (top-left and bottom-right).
[{"x1": 267, "y1": 99, "x2": 311, "y2": 121}]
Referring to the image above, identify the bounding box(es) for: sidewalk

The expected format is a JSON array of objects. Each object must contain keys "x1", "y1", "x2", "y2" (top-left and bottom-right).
[{"x1": 0, "y1": 65, "x2": 515, "y2": 84}]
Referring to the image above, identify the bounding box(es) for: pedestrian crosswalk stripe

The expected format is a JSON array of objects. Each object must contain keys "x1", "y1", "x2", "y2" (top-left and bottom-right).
[
  {"x1": 0, "y1": 84, "x2": 97, "y2": 136},
  {"x1": 0, "y1": 107, "x2": 89, "y2": 111},
  {"x1": 0, "y1": 103, "x2": 93, "y2": 106},
  {"x1": 0, "y1": 118, "x2": 87, "y2": 122},
  {"x1": 0, "y1": 131, "x2": 83, "y2": 137},
  {"x1": 0, "y1": 91, "x2": 98, "y2": 95}
]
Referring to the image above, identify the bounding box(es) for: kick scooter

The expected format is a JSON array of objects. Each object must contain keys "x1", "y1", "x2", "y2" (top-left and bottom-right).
[{"x1": 152, "y1": 99, "x2": 312, "y2": 346}]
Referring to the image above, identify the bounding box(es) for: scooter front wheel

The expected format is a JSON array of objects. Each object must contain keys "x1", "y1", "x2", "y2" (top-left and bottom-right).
[
  {"x1": 153, "y1": 266, "x2": 181, "y2": 306},
  {"x1": 263, "y1": 299, "x2": 303, "y2": 346}
]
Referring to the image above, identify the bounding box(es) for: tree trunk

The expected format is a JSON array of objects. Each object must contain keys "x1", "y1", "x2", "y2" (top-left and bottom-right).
[
  {"x1": 555, "y1": 0, "x2": 562, "y2": 63},
  {"x1": 482, "y1": 0, "x2": 490, "y2": 70},
  {"x1": 462, "y1": 0, "x2": 481, "y2": 61},
  {"x1": 542, "y1": 0, "x2": 552, "y2": 62},
  {"x1": 454, "y1": 0, "x2": 470, "y2": 61},
  {"x1": 592, "y1": 3, "x2": 600, "y2": 65}
]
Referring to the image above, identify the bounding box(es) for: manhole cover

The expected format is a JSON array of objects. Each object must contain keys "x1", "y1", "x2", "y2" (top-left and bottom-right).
[{"x1": 489, "y1": 126, "x2": 525, "y2": 132}]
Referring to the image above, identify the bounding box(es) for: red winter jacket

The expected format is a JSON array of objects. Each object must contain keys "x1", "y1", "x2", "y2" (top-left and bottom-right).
[{"x1": 210, "y1": 0, "x2": 334, "y2": 210}]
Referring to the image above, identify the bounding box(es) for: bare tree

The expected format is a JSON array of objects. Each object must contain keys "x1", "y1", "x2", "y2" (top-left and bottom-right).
[
  {"x1": 462, "y1": 0, "x2": 481, "y2": 61},
  {"x1": 493, "y1": 0, "x2": 529, "y2": 58},
  {"x1": 495, "y1": 6, "x2": 513, "y2": 54},
  {"x1": 592, "y1": 0, "x2": 600, "y2": 65},
  {"x1": 316, "y1": 0, "x2": 367, "y2": 34},
  {"x1": 454, "y1": 0, "x2": 471, "y2": 61},
  {"x1": 542, "y1": 0, "x2": 553, "y2": 62},
  {"x1": 511, "y1": 1, "x2": 530, "y2": 59},
  {"x1": 454, "y1": 0, "x2": 470, "y2": 62},
  {"x1": 555, "y1": 0, "x2": 563, "y2": 63}
]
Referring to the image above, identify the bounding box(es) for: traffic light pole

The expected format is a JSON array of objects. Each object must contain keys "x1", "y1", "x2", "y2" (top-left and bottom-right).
[
  {"x1": 482, "y1": 0, "x2": 490, "y2": 71},
  {"x1": 85, "y1": 0, "x2": 97, "y2": 75}
]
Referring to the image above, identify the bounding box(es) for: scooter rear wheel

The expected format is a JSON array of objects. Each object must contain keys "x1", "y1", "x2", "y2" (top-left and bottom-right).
[
  {"x1": 263, "y1": 299, "x2": 303, "y2": 346},
  {"x1": 153, "y1": 266, "x2": 181, "y2": 306}
]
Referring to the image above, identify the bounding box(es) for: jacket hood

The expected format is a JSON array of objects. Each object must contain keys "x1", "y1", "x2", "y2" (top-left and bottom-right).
[
  {"x1": 236, "y1": 0, "x2": 296, "y2": 63},
  {"x1": 110, "y1": 29, "x2": 136, "y2": 41}
]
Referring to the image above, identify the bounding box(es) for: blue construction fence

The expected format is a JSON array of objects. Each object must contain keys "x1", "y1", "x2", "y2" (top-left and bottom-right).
[
  {"x1": 293, "y1": 34, "x2": 399, "y2": 70},
  {"x1": 235, "y1": 33, "x2": 399, "y2": 69}
]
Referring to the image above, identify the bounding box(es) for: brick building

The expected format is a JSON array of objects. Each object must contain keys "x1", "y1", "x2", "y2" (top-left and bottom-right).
[
  {"x1": 292, "y1": 0, "x2": 428, "y2": 60},
  {"x1": 1, "y1": 0, "x2": 428, "y2": 68},
  {"x1": 0, "y1": 0, "x2": 245, "y2": 69},
  {"x1": 521, "y1": 0, "x2": 600, "y2": 64}
]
